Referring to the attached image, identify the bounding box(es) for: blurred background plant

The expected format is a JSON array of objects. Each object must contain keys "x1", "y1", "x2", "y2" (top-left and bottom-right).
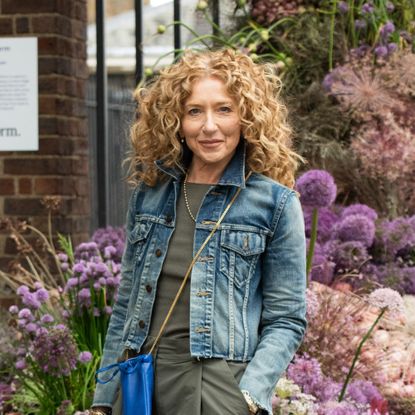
[{"x1": 1, "y1": 208, "x2": 124, "y2": 413}]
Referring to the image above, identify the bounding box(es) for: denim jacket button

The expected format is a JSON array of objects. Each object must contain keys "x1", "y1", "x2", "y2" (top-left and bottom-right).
[
  {"x1": 139, "y1": 320, "x2": 145, "y2": 329},
  {"x1": 145, "y1": 284, "x2": 152, "y2": 293},
  {"x1": 155, "y1": 249, "x2": 162, "y2": 257},
  {"x1": 166, "y1": 214, "x2": 173, "y2": 223}
]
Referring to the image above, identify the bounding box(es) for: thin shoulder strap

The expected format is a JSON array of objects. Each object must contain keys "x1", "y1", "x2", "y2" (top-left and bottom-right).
[{"x1": 148, "y1": 171, "x2": 252, "y2": 354}]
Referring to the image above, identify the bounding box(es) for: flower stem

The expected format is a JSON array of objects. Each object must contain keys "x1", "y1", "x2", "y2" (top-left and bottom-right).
[
  {"x1": 328, "y1": 0, "x2": 338, "y2": 71},
  {"x1": 306, "y1": 208, "x2": 319, "y2": 285},
  {"x1": 338, "y1": 308, "x2": 386, "y2": 401}
]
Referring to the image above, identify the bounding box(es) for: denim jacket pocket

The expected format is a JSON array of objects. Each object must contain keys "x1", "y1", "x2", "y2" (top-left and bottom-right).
[
  {"x1": 128, "y1": 218, "x2": 153, "y2": 264},
  {"x1": 220, "y1": 230, "x2": 266, "y2": 289}
]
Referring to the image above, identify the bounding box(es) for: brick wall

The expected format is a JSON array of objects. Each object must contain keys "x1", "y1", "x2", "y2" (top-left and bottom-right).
[{"x1": 0, "y1": 0, "x2": 90, "y2": 277}]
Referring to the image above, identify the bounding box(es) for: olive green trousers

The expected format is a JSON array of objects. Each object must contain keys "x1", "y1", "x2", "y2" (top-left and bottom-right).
[{"x1": 113, "y1": 336, "x2": 250, "y2": 415}]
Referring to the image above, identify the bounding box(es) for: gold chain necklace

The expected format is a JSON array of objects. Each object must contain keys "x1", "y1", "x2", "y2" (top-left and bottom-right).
[{"x1": 183, "y1": 174, "x2": 197, "y2": 223}]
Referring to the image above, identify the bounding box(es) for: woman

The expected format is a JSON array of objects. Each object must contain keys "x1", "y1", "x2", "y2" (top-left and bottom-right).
[{"x1": 90, "y1": 48, "x2": 307, "y2": 415}]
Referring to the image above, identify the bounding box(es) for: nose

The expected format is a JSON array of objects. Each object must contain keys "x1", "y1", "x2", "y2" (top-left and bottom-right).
[{"x1": 202, "y1": 111, "x2": 218, "y2": 134}]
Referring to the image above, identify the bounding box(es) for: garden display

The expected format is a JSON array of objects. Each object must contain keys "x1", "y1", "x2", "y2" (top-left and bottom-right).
[{"x1": 1, "y1": 0, "x2": 414, "y2": 413}]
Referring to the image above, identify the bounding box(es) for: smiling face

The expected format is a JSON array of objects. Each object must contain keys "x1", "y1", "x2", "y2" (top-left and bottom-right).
[{"x1": 180, "y1": 76, "x2": 241, "y2": 183}]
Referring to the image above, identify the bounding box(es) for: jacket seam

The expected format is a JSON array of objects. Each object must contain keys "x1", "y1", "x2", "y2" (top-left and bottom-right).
[{"x1": 269, "y1": 189, "x2": 294, "y2": 237}]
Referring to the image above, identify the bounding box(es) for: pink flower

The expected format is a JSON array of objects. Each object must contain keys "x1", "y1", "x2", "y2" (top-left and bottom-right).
[
  {"x1": 9, "y1": 305, "x2": 19, "y2": 314},
  {"x1": 368, "y1": 288, "x2": 404, "y2": 316},
  {"x1": 35, "y1": 288, "x2": 49, "y2": 303},
  {"x1": 78, "y1": 351, "x2": 93, "y2": 363},
  {"x1": 40, "y1": 314, "x2": 54, "y2": 324},
  {"x1": 17, "y1": 285, "x2": 29, "y2": 296},
  {"x1": 15, "y1": 359, "x2": 27, "y2": 370},
  {"x1": 18, "y1": 308, "x2": 33, "y2": 320}
]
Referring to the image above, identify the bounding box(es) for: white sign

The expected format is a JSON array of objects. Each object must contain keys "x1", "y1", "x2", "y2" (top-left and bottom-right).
[{"x1": 0, "y1": 37, "x2": 38, "y2": 151}]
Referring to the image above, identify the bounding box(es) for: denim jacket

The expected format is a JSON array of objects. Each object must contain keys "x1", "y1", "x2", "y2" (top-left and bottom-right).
[{"x1": 93, "y1": 143, "x2": 307, "y2": 414}]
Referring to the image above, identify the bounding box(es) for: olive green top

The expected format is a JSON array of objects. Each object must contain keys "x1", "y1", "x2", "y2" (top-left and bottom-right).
[{"x1": 145, "y1": 181, "x2": 210, "y2": 342}]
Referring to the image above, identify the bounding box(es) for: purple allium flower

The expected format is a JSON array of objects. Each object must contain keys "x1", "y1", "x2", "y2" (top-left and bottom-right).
[
  {"x1": 92, "y1": 226, "x2": 126, "y2": 262},
  {"x1": 40, "y1": 314, "x2": 54, "y2": 324},
  {"x1": 287, "y1": 354, "x2": 323, "y2": 396},
  {"x1": 36, "y1": 327, "x2": 49, "y2": 337},
  {"x1": 354, "y1": 19, "x2": 367, "y2": 30},
  {"x1": 16, "y1": 285, "x2": 29, "y2": 296},
  {"x1": 66, "y1": 277, "x2": 80, "y2": 289},
  {"x1": 35, "y1": 288, "x2": 49, "y2": 303},
  {"x1": 374, "y1": 216, "x2": 415, "y2": 261},
  {"x1": 33, "y1": 325, "x2": 78, "y2": 376},
  {"x1": 336, "y1": 214, "x2": 375, "y2": 247},
  {"x1": 338, "y1": 1, "x2": 349, "y2": 13},
  {"x1": 331, "y1": 241, "x2": 369, "y2": 272},
  {"x1": 320, "y1": 400, "x2": 359, "y2": 415},
  {"x1": 93, "y1": 282, "x2": 101, "y2": 291},
  {"x1": 62, "y1": 310, "x2": 70, "y2": 319},
  {"x1": 387, "y1": 42, "x2": 397, "y2": 53},
  {"x1": 288, "y1": 355, "x2": 343, "y2": 402},
  {"x1": 380, "y1": 21, "x2": 395, "y2": 38},
  {"x1": 93, "y1": 308, "x2": 100, "y2": 317},
  {"x1": 346, "y1": 379, "x2": 382, "y2": 404},
  {"x1": 361, "y1": 3, "x2": 374, "y2": 14},
  {"x1": 86, "y1": 241, "x2": 98, "y2": 251},
  {"x1": 94, "y1": 262, "x2": 108, "y2": 274},
  {"x1": 104, "y1": 245, "x2": 117, "y2": 259},
  {"x1": 15, "y1": 359, "x2": 27, "y2": 370},
  {"x1": 77, "y1": 242, "x2": 88, "y2": 251},
  {"x1": 55, "y1": 323, "x2": 67, "y2": 330},
  {"x1": 98, "y1": 277, "x2": 107, "y2": 286},
  {"x1": 78, "y1": 351, "x2": 93, "y2": 363},
  {"x1": 304, "y1": 207, "x2": 339, "y2": 243},
  {"x1": 106, "y1": 276, "x2": 116, "y2": 287},
  {"x1": 403, "y1": 267, "x2": 415, "y2": 295},
  {"x1": 18, "y1": 308, "x2": 33, "y2": 320},
  {"x1": 79, "y1": 274, "x2": 89, "y2": 284},
  {"x1": 104, "y1": 306, "x2": 113, "y2": 315},
  {"x1": 350, "y1": 44, "x2": 370, "y2": 58},
  {"x1": 17, "y1": 319, "x2": 27, "y2": 327},
  {"x1": 374, "y1": 45, "x2": 388, "y2": 58},
  {"x1": 310, "y1": 254, "x2": 335, "y2": 285},
  {"x1": 34, "y1": 282, "x2": 43, "y2": 290},
  {"x1": 368, "y1": 288, "x2": 404, "y2": 315},
  {"x1": 296, "y1": 170, "x2": 337, "y2": 208},
  {"x1": 366, "y1": 263, "x2": 405, "y2": 293},
  {"x1": 25, "y1": 322, "x2": 38, "y2": 333},
  {"x1": 386, "y1": 2, "x2": 394, "y2": 12},
  {"x1": 22, "y1": 292, "x2": 41, "y2": 310},
  {"x1": 341, "y1": 204, "x2": 378, "y2": 222},
  {"x1": 73, "y1": 263, "x2": 86, "y2": 274},
  {"x1": 61, "y1": 262, "x2": 69, "y2": 272},
  {"x1": 57, "y1": 253, "x2": 68, "y2": 262},
  {"x1": 9, "y1": 305, "x2": 19, "y2": 314},
  {"x1": 78, "y1": 288, "x2": 91, "y2": 300}
]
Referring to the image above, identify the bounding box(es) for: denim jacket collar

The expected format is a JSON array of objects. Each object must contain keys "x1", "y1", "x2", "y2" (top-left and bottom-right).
[{"x1": 154, "y1": 140, "x2": 247, "y2": 189}]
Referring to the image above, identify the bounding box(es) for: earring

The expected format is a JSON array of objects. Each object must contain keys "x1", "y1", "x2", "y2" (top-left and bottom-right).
[{"x1": 180, "y1": 137, "x2": 184, "y2": 144}]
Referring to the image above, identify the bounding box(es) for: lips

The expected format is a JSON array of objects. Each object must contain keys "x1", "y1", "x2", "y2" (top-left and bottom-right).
[{"x1": 198, "y1": 139, "x2": 224, "y2": 148}]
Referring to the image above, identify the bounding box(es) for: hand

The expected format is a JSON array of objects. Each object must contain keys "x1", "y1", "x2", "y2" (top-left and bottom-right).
[{"x1": 88, "y1": 407, "x2": 112, "y2": 415}]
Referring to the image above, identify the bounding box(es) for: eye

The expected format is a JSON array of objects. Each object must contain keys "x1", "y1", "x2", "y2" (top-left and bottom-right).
[
  {"x1": 218, "y1": 106, "x2": 232, "y2": 113},
  {"x1": 188, "y1": 108, "x2": 201, "y2": 115}
]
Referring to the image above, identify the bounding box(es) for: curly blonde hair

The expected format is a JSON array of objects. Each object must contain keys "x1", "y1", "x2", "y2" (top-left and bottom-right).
[{"x1": 125, "y1": 48, "x2": 303, "y2": 188}]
